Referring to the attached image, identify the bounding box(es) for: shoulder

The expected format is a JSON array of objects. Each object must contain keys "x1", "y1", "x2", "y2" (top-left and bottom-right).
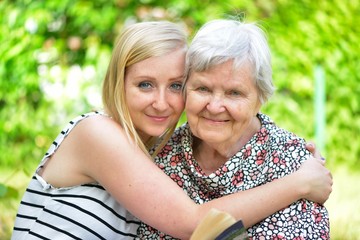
[
  {"x1": 76, "y1": 113, "x2": 112, "y2": 130},
  {"x1": 63, "y1": 112, "x2": 133, "y2": 166},
  {"x1": 74, "y1": 113, "x2": 125, "y2": 142},
  {"x1": 68, "y1": 113, "x2": 142, "y2": 181},
  {"x1": 46, "y1": 111, "x2": 120, "y2": 155},
  {"x1": 70, "y1": 114, "x2": 136, "y2": 164},
  {"x1": 38, "y1": 112, "x2": 129, "y2": 187},
  {"x1": 258, "y1": 113, "x2": 306, "y2": 149},
  {"x1": 258, "y1": 114, "x2": 309, "y2": 170}
]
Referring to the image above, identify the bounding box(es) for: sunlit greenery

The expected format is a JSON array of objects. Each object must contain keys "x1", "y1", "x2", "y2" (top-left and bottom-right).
[{"x1": 1, "y1": 0, "x2": 359, "y2": 239}]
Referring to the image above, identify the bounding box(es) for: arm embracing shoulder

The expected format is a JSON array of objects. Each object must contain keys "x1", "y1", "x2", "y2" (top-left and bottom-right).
[
  {"x1": 203, "y1": 134, "x2": 332, "y2": 228},
  {"x1": 76, "y1": 116, "x2": 330, "y2": 237},
  {"x1": 77, "y1": 116, "x2": 203, "y2": 238}
]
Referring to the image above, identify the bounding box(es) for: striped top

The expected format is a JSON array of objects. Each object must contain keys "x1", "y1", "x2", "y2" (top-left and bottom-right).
[{"x1": 12, "y1": 112, "x2": 140, "y2": 240}]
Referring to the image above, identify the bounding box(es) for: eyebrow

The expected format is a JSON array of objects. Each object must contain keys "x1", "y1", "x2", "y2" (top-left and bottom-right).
[{"x1": 170, "y1": 75, "x2": 185, "y2": 81}]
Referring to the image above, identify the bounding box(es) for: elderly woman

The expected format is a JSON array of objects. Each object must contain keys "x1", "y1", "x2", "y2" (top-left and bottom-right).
[{"x1": 138, "y1": 19, "x2": 329, "y2": 239}]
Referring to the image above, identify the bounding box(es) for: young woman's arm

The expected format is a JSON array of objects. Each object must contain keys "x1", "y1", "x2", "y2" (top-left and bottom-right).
[
  {"x1": 68, "y1": 116, "x2": 332, "y2": 239},
  {"x1": 202, "y1": 157, "x2": 331, "y2": 228}
]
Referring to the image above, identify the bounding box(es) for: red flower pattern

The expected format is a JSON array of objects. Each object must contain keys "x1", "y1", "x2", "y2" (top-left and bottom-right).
[{"x1": 137, "y1": 114, "x2": 330, "y2": 240}]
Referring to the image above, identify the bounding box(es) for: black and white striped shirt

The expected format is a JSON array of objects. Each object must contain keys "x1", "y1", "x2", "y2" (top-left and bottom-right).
[{"x1": 12, "y1": 112, "x2": 140, "y2": 240}]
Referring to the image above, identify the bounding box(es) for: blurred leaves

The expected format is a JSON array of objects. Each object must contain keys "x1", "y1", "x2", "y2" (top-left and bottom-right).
[
  {"x1": 0, "y1": 184, "x2": 18, "y2": 199},
  {"x1": 0, "y1": 183, "x2": 7, "y2": 198},
  {"x1": 0, "y1": 0, "x2": 358, "y2": 170},
  {"x1": 0, "y1": 0, "x2": 359, "y2": 239}
]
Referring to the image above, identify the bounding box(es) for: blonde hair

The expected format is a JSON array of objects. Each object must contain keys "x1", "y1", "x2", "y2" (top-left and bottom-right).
[{"x1": 102, "y1": 21, "x2": 187, "y2": 157}]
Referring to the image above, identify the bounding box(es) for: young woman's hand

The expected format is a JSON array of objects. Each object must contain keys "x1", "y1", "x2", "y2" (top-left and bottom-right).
[
  {"x1": 296, "y1": 156, "x2": 333, "y2": 204},
  {"x1": 305, "y1": 141, "x2": 325, "y2": 160}
]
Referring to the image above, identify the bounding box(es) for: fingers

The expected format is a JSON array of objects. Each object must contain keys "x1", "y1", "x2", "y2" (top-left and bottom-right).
[
  {"x1": 313, "y1": 145, "x2": 322, "y2": 159},
  {"x1": 305, "y1": 142, "x2": 316, "y2": 154},
  {"x1": 305, "y1": 141, "x2": 327, "y2": 162}
]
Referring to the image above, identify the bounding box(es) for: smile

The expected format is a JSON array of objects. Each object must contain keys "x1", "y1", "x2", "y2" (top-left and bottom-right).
[
  {"x1": 203, "y1": 117, "x2": 229, "y2": 123},
  {"x1": 147, "y1": 115, "x2": 169, "y2": 122}
]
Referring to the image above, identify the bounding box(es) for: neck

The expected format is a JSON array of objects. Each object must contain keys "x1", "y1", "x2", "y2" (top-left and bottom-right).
[{"x1": 193, "y1": 138, "x2": 227, "y2": 175}]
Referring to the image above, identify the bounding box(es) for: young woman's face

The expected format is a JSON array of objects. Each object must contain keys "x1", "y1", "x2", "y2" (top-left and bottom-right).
[
  {"x1": 185, "y1": 60, "x2": 261, "y2": 147},
  {"x1": 125, "y1": 48, "x2": 186, "y2": 142}
]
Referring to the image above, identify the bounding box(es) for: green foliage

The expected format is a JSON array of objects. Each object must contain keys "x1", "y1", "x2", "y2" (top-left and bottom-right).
[
  {"x1": 262, "y1": 0, "x2": 360, "y2": 169},
  {"x1": 0, "y1": 183, "x2": 7, "y2": 197},
  {"x1": 0, "y1": 0, "x2": 359, "y2": 239}
]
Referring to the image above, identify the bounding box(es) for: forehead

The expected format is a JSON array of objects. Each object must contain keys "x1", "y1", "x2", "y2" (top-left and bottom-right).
[
  {"x1": 127, "y1": 49, "x2": 186, "y2": 76},
  {"x1": 189, "y1": 61, "x2": 255, "y2": 86}
]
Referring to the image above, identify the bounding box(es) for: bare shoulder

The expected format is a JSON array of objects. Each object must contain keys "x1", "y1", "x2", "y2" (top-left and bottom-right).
[
  {"x1": 75, "y1": 114, "x2": 120, "y2": 134},
  {"x1": 40, "y1": 114, "x2": 129, "y2": 187},
  {"x1": 72, "y1": 114, "x2": 140, "y2": 175},
  {"x1": 73, "y1": 114, "x2": 130, "y2": 149}
]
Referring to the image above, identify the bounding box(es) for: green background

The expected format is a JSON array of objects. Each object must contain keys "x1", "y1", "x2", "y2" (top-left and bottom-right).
[{"x1": 1, "y1": 0, "x2": 359, "y2": 239}]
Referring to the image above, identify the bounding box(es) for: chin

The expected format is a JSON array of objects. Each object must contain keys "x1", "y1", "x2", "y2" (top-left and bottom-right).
[
  {"x1": 201, "y1": 134, "x2": 227, "y2": 143},
  {"x1": 147, "y1": 129, "x2": 167, "y2": 138}
]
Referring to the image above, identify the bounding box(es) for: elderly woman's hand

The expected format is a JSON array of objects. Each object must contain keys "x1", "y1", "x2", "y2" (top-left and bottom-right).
[{"x1": 296, "y1": 156, "x2": 333, "y2": 204}]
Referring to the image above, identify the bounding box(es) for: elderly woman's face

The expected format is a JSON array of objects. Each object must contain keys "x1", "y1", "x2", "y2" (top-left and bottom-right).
[{"x1": 185, "y1": 60, "x2": 261, "y2": 146}]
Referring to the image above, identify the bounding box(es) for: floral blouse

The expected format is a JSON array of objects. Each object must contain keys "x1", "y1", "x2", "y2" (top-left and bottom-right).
[{"x1": 137, "y1": 113, "x2": 330, "y2": 240}]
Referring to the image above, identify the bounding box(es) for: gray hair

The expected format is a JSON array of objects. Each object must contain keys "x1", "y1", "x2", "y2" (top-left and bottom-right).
[{"x1": 184, "y1": 19, "x2": 274, "y2": 104}]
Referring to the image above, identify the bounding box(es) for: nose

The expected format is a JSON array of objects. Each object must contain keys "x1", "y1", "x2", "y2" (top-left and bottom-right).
[
  {"x1": 152, "y1": 90, "x2": 169, "y2": 111},
  {"x1": 206, "y1": 94, "x2": 225, "y2": 113}
]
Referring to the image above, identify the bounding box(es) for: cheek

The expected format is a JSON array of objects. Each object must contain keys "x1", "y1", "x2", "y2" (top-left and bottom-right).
[
  {"x1": 127, "y1": 103, "x2": 140, "y2": 119},
  {"x1": 185, "y1": 94, "x2": 205, "y2": 113},
  {"x1": 126, "y1": 93, "x2": 151, "y2": 113},
  {"x1": 125, "y1": 86, "x2": 138, "y2": 105},
  {"x1": 228, "y1": 106, "x2": 253, "y2": 123}
]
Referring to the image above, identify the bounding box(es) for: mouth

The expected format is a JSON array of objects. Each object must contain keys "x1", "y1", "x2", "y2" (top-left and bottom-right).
[
  {"x1": 203, "y1": 116, "x2": 229, "y2": 123},
  {"x1": 147, "y1": 115, "x2": 169, "y2": 122}
]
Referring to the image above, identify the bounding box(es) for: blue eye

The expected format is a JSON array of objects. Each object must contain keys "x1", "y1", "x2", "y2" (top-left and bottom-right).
[
  {"x1": 170, "y1": 82, "x2": 183, "y2": 91},
  {"x1": 138, "y1": 82, "x2": 152, "y2": 89}
]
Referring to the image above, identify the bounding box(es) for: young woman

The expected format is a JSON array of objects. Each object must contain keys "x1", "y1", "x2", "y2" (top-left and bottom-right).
[{"x1": 12, "y1": 21, "x2": 332, "y2": 240}]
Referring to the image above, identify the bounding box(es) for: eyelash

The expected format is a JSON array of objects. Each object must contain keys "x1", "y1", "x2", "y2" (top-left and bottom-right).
[
  {"x1": 196, "y1": 86, "x2": 209, "y2": 92},
  {"x1": 228, "y1": 90, "x2": 241, "y2": 96},
  {"x1": 138, "y1": 82, "x2": 183, "y2": 91},
  {"x1": 138, "y1": 82, "x2": 152, "y2": 89},
  {"x1": 195, "y1": 86, "x2": 242, "y2": 96},
  {"x1": 170, "y1": 82, "x2": 183, "y2": 91}
]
